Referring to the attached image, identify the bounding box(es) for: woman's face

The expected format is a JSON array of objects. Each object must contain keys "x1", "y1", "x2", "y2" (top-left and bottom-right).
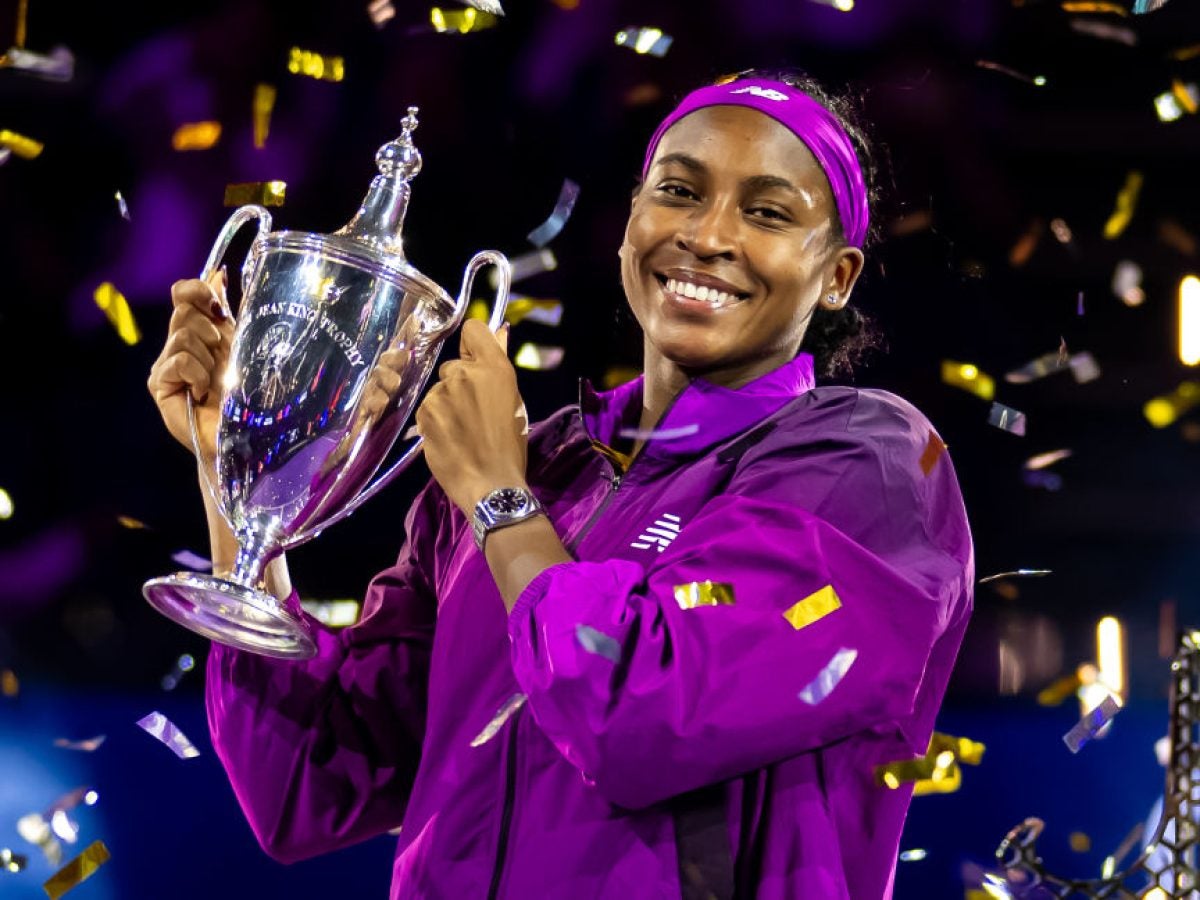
[{"x1": 620, "y1": 105, "x2": 864, "y2": 379}]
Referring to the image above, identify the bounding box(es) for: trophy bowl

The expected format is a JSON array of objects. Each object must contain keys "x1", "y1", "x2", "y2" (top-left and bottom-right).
[{"x1": 144, "y1": 108, "x2": 511, "y2": 659}]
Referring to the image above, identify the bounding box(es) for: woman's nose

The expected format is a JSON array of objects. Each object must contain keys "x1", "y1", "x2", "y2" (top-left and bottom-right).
[{"x1": 677, "y1": 201, "x2": 737, "y2": 260}]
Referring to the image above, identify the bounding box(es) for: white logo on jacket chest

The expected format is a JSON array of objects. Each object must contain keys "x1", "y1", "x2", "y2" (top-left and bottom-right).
[{"x1": 630, "y1": 513, "x2": 682, "y2": 552}]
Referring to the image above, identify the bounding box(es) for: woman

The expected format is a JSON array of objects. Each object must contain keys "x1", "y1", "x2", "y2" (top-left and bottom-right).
[{"x1": 148, "y1": 70, "x2": 973, "y2": 899}]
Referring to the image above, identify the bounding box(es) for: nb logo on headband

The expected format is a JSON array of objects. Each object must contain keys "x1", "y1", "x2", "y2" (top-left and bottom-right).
[{"x1": 730, "y1": 86, "x2": 790, "y2": 102}]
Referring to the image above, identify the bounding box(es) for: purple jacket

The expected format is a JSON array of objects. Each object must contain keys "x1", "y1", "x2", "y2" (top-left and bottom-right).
[{"x1": 206, "y1": 353, "x2": 974, "y2": 898}]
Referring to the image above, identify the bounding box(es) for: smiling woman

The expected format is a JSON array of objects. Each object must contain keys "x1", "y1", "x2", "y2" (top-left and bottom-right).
[{"x1": 150, "y1": 67, "x2": 973, "y2": 900}]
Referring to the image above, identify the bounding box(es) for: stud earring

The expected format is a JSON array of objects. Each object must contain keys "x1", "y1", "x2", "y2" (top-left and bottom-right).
[{"x1": 824, "y1": 293, "x2": 840, "y2": 307}]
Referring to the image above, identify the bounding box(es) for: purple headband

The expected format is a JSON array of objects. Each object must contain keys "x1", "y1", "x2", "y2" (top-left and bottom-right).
[{"x1": 640, "y1": 78, "x2": 869, "y2": 248}]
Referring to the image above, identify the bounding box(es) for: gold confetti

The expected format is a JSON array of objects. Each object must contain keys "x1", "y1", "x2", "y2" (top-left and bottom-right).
[
  {"x1": 0, "y1": 128, "x2": 43, "y2": 158},
  {"x1": 940, "y1": 361, "x2": 995, "y2": 401},
  {"x1": 430, "y1": 7, "x2": 499, "y2": 33},
  {"x1": 223, "y1": 180, "x2": 286, "y2": 207},
  {"x1": 42, "y1": 840, "x2": 110, "y2": 900},
  {"x1": 299, "y1": 598, "x2": 361, "y2": 627},
  {"x1": 1173, "y1": 79, "x2": 1199, "y2": 114},
  {"x1": 1170, "y1": 43, "x2": 1200, "y2": 61},
  {"x1": 286, "y1": 47, "x2": 344, "y2": 82},
  {"x1": 116, "y1": 515, "x2": 148, "y2": 529},
  {"x1": 93, "y1": 282, "x2": 140, "y2": 345},
  {"x1": 171, "y1": 121, "x2": 221, "y2": 151},
  {"x1": 1061, "y1": 0, "x2": 1128, "y2": 13},
  {"x1": 1008, "y1": 219, "x2": 1043, "y2": 267},
  {"x1": 1159, "y1": 218, "x2": 1198, "y2": 256},
  {"x1": 1102, "y1": 170, "x2": 1143, "y2": 239},
  {"x1": 1, "y1": 669, "x2": 17, "y2": 697},
  {"x1": 253, "y1": 83, "x2": 276, "y2": 149},
  {"x1": 602, "y1": 365, "x2": 641, "y2": 390},
  {"x1": 673, "y1": 581, "x2": 735, "y2": 610},
  {"x1": 1143, "y1": 381, "x2": 1200, "y2": 428},
  {"x1": 1069, "y1": 831, "x2": 1091, "y2": 852},
  {"x1": 782, "y1": 585, "x2": 841, "y2": 630},
  {"x1": 1037, "y1": 671, "x2": 1083, "y2": 706},
  {"x1": 514, "y1": 342, "x2": 564, "y2": 370},
  {"x1": 876, "y1": 731, "x2": 985, "y2": 793},
  {"x1": 919, "y1": 431, "x2": 947, "y2": 476}
]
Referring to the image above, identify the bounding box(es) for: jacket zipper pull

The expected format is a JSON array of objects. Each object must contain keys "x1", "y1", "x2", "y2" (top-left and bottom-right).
[{"x1": 611, "y1": 474, "x2": 622, "y2": 491}]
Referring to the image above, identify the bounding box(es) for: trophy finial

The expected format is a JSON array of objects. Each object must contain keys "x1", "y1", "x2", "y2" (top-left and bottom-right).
[{"x1": 376, "y1": 106, "x2": 422, "y2": 182}]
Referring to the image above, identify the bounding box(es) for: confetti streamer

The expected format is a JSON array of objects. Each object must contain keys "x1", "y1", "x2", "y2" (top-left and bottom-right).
[
  {"x1": 0, "y1": 128, "x2": 43, "y2": 158},
  {"x1": 919, "y1": 431, "x2": 948, "y2": 476},
  {"x1": 0, "y1": 44, "x2": 73, "y2": 81},
  {"x1": 527, "y1": 179, "x2": 580, "y2": 248},
  {"x1": 1069, "y1": 18, "x2": 1137, "y2": 45},
  {"x1": 1103, "y1": 171, "x2": 1143, "y2": 239},
  {"x1": 135, "y1": 711, "x2": 200, "y2": 759},
  {"x1": 224, "y1": 180, "x2": 286, "y2": 207},
  {"x1": 575, "y1": 624, "x2": 621, "y2": 662},
  {"x1": 798, "y1": 647, "x2": 857, "y2": 705},
  {"x1": 366, "y1": 0, "x2": 396, "y2": 27},
  {"x1": 429, "y1": 7, "x2": 499, "y2": 33},
  {"x1": 899, "y1": 849, "x2": 927, "y2": 862},
  {"x1": 93, "y1": 282, "x2": 140, "y2": 345},
  {"x1": 514, "y1": 343, "x2": 564, "y2": 371},
  {"x1": 1, "y1": 668, "x2": 17, "y2": 697},
  {"x1": 160, "y1": 654, "x2": 195, "y2": 691},
  {"x1": 287, "y1": 47, "x2": 344, "y2": 82},
  {"x1": 941, "y1": 361, "x2": 995, "y2": 401},
  {"x1": 1143, "y1": 382, "x2": 1200, "y2": 428},
  {"x1": 53, "y1": 735, "x2": 106, "y2": 752},
  {"x1": 1004, "y1": 350, "x2": 1067, "y2": 384},
  {"x1": 468, "y1": 296, "x2": 563, "y2": 327},
  {"x1": 614, "y1": 26, "x2": 673, "y2": 56},
  {"x1": 171, "y1": 121, "x2": 221, "y2": 151},
  {"x1": 1024, "y1": 448, "x2": 1071, "y2": 470},
  {"x1": 783, "y1": 585, "x2": 841, "y2": 630},
  {"x1": 42, "y1": 840, "x2": 110, "y2": 900},
  {"x1": 975, "y1": 60, "x2": 1045, "y2": 86},
  {"x1": 978, "y1": 568, "x2": 1051, "y2": 584},
  {"x1": 253, "y1": 83, "x2": 276, "y2": 149},
  {"x1": 300, "y1": 598, "x2": 361, "y2": 627},
  {"x1": 617, "y1": 423, "x2": 699, "y2": 442},
  {"x1": 470, "y1": 693, "x2": 527, "y2": 747},
  {"x1": 673, "y1": 581, "x2": 735, "y2": 610},
  {"x1": 1063, "y1": 694, "x2": 1122, "y2": 753},
  {"x1": 1, "y1": 848, "x2": 26, "y2": 872},
  {"x1": 114, "y1": 190, "x2": 130, "y2": 221},
  {"x1": 987, "y1": 402, "x2": 1026, "y2": 436},
  {"x1": 490, "y1": 248, "x2": 557, "y2": 288}
]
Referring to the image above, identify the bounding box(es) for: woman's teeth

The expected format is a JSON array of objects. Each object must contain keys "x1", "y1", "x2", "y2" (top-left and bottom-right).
[{"x1": 664, "y1": 277, "x2": 741, "y2": 307}]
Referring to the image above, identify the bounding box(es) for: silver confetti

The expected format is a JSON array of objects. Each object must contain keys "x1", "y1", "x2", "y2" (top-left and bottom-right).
[
  {"x1": 798, "y1": 647, "x2": 857, "y2": 705},
  {"x1": 470, "y1": 693, "x2": 527, "y2": 748},
  {"x1": 575, "y1": 624, "x2": 621, "y2": 663},
  {"x1": 988, "y1": 402, "x2": 1026, "y2": 436},
  {"x1": 0, "y1": 44, "x2": 74, "y2": 81},
  {"x1": 978, "y1": 569, "x2": 1051, "y2": 584},
  {"x1": 527, "y1": 178, "x2": 580, "y2": 249},
  {"x1": 1068, "y1": 352, "x2": 1101, "y2": 384},
  {"x1": 489, "y1": 248, "x2": 557, "y2": 289},
  {"x1": 114, "y1": 190, "x2": 130, "y2": 221},
  {"x1": 1063, "y1": 694, "x2": 1123, "y2": 753},
  {"x1": 463, "y1": 0, "x2": 504, "y2": 14},
  {"x1": 136, "y1": 711, "x2": 200, "y2": 759}
]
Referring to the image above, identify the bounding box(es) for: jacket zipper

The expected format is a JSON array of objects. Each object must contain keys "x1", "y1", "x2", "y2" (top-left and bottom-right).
[{"x1": 487, "y1": 716, "x2": 521, "y2": 900}]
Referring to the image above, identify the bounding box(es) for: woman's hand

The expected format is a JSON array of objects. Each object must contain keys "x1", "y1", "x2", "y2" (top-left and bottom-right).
[
  {"x1": 146, "y1": 271, "x2": 234, "y2": 466},
  {"x1": 415, "y1": 318, "x2": 528, "y2": 517}
]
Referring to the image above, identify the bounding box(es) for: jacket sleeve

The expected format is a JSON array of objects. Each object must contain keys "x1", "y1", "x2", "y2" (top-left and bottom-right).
[
  {"x1": 205, "y1": 480, "x2": 447, "y2": 862},
  {"x1": 507, "y1": 397, "x2": 974, "y2": 810}
]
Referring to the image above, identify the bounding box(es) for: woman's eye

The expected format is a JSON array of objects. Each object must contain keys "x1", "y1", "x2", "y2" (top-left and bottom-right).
[
  {"x1": 748, "y1": 206, "x2": 791, "y2": 222},
  {"x1": 656, "y1": 183, "x2": 698, "y2": 201}
]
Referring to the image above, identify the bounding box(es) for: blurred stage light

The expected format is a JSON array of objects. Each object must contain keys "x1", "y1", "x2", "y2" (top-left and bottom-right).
[{"x1": 1179, "y1": 275, "x2": 1200, "y2": 365}]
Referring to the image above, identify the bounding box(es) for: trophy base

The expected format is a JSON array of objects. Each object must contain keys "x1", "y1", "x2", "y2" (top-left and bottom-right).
[{"x1": 143, "y1": 572, "x2": 318, "y2": 660}]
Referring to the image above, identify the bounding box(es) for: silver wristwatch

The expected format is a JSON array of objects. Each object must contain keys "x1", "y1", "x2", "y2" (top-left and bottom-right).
[{"x1": 472, "y1": 487, "x2": 545, "y2": 551}]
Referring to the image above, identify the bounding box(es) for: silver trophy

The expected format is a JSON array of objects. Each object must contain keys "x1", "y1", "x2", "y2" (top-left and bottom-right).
[{"x1": 143, "y1": 107, "x2": 511, "y2": 660}]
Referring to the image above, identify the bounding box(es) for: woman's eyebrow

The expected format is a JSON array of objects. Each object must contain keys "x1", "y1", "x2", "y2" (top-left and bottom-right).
[{"x1": 654, "y1": 152, "x2": 706, "y2": 173}]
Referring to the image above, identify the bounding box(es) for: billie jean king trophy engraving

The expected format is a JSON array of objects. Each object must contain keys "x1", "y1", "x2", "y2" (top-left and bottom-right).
[{"x1": 143, "y1": 107, "x2": 512, "y2": 659}]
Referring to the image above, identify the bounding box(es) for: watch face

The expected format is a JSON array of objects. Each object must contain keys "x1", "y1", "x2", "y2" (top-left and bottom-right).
[{"x1": 487, "y1": 488, "x2": 527, "y2": 515}]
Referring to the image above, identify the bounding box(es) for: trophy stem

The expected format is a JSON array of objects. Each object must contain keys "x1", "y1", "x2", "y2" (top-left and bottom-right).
[{"x1": 229, "y1": 518, "x2": 285, "y2": 590}]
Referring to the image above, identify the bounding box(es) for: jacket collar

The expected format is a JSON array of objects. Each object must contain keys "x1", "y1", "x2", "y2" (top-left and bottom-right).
[{"x1": 579, "y1": 353, "x2": 816, "y2": 461}]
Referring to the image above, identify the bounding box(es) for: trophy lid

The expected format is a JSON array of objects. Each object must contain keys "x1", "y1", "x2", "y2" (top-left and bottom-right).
[{"x1": 333, "y1": 107, "x2": 423, "y2": 259}]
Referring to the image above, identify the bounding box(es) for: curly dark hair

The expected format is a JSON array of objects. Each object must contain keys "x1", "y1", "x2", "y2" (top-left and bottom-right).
[{"x1": 724, "y1": 68, "x2": 886, "y2": 379}]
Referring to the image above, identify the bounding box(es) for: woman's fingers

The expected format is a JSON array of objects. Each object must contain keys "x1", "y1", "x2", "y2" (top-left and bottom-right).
[
  {"x1": 171, "y1": 277, "x2": 228, "y2": 322},
  {"x1": 163, "y1": 326, "x2": 217, "y2": 373},
  {"x1": 152, "y1": 352, "x2": 213, "y2": 404}
]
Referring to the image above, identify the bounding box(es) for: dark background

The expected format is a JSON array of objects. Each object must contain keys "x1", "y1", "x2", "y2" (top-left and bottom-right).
[{"x1": 2, "y1": 0, "x2": 1199, "y2": 896}]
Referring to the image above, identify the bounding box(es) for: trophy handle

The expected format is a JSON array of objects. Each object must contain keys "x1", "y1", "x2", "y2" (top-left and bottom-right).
[
  {"x1": 279, "y1": 250, "x2": 512, "y2": 549},
  {"x1": 188, "y1": 205, "x2": 274, "y2": 524}
]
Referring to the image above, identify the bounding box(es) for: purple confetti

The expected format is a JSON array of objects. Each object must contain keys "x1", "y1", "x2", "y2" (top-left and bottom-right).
[
  {"x1": 1063, "y1": 695, "x2": 1123, "y2": 753},
  {"x1": 136, "y1": 711, "x2": 200, "y2": 759}
]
